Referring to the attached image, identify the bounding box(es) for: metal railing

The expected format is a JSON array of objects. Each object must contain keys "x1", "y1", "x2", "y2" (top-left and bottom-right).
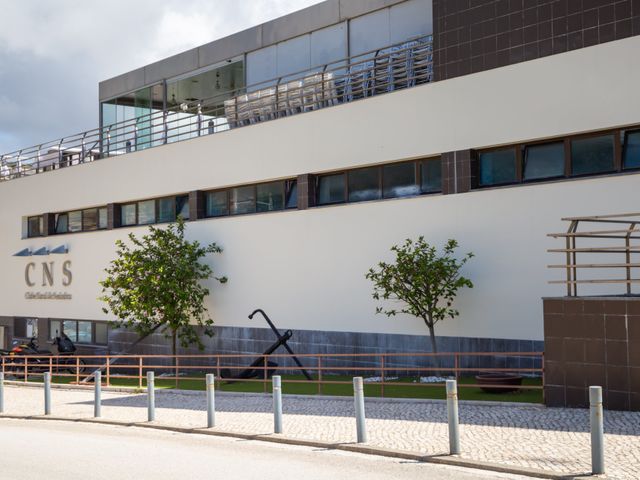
[
  {"x1": 0, "y1": 36, "x2": 433, "y2": 183},
  {"x1": 0, "y1": 350, "x2": 543, "y2": 398},
  {"x1": 548, "y1": 212, "x2": 640, "y2": 296}
]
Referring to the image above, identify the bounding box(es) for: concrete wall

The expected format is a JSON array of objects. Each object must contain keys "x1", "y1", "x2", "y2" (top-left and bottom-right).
[{"x1": 2, "y1": 36, "x2": 640, "y2": 345}]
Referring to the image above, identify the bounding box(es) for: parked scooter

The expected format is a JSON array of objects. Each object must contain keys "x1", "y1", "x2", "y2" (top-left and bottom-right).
[{"x1": 3, "y1": 334, "x2": 86, "y2": 376}]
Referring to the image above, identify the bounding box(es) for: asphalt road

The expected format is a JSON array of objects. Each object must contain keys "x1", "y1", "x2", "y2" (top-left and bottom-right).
[{"x1": 0, "y1": 419, "x2": 527, "y2": 480}]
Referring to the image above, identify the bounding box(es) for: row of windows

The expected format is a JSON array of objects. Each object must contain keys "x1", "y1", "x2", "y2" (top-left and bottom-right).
[
  {"x1": 204, "y1": 180, "x2": 298, "y2": 218},
  {"x1": 479, "y1": 129, "x2": 640, "y2": 186},
  {"x1": 120, "y1": 195, "x2": 190, "y2": 227},
  {"x1": 316, "y1": 158, "x2": 441, "y2": 206},
  {"x1": 49, "y1": 319, "x2": 108, "y2": 345}
]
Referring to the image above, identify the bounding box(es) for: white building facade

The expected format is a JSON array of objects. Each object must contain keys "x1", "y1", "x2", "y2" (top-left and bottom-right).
[{"x1": 1, "y1": 0, "x2": 639, "y2": 361}]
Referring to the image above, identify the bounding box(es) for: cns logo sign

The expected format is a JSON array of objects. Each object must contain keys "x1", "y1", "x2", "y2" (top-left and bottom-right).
[{"x1": 23, "y1": 260, "x2": 73, "y2": 301}]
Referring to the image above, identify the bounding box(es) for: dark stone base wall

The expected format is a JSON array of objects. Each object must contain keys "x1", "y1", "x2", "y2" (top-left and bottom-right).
[
  {"x1": 543, "y1": 297, "x2": 640, "y2": 411},
  {"x1": 108, "y1": 326, "x2": 542, "y2": 374}
]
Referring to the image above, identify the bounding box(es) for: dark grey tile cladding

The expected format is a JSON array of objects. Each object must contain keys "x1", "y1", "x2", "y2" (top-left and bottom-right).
[
  {"x1": 433, "y1": 0, "x2": 640, "y2": 81},
  {"x1": 108, "y1": 326, "x2": 541, "y2": 376}
]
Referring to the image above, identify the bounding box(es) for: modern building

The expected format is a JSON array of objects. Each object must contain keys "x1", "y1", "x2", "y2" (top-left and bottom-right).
[{"x1": 1, "y1": 0, "x2": 639, "y2": 372}]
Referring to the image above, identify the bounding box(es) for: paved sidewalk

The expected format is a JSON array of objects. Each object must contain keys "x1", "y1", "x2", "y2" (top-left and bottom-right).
[{"x1": 2, "y1": 384, "x2": 639, "y2": 479}]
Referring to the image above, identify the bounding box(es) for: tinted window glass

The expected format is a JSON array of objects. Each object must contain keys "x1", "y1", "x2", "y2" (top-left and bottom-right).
[
  {"x1": 83, "y1": 209, "x2": 98, "y2": 231},
  {"x1": 95, "y1": 322, "x2": 108, "y2": 345},
  {"x1": 317, "y1": 174, "x2": 346, "y2": 205},
  {"x1": 285, "y1": 180, "x2": 298, "y2": 209},
  {"x1": 63, "y1": 320, "x2": 78, "y2": 342},
  {"x1": 176, "y1": 195, "x2": 190, "y2": 220},
  {"x1": 137, "y1": 200, "x2": 155, "y2": 225},
  {"x1": 98, "y1": 208, "x2": 108, "y2": 229},
  {"x1": 68, "y1": 211, "x2": 82, "y2": 232},
  {"x1": 55, "y1": 213, "x2": 68, "y2": 234},
  {"x1": 206, "y1": 191, "x2": 228, "y2": 217},
  {"x1": 348, "y1": 167, "x2": 380, "y2": 202},
  {"x1": 121, "y1": 204, "x2": 136, "y2": 226},
  {"x1": 383, "y1": 162, "x2": 418, "y2": 198},
  {"x1": 623, "y1": 130, "x2": 640, "y2": 169},
  {"x1": 571, "y1": 135, "x2": 615, "y2": 176},
  {"x1": 479, "y1": 149, "x2": 517, "y2": 186},
  {"x1": 28, "y1": 216, "x2": 42, "y2": 237},
  {"x1": 230, "y1": 186, "x2": 256, "y2": 215},
  {"x1": 257, "y1": 182, "x2": 284, "y2": 212},
  {"x1": 524, "y1": 142, "x2": 565, "y2": 181},
  {"x1": 158, "y1": 197, "x2": 175, "y2": 223},
  {"x1": 421, "y1": 158, "x2": 442, "y2": 193},
  {"x1": 77, "y1": 321, "x2": 93, "y2": 344}
]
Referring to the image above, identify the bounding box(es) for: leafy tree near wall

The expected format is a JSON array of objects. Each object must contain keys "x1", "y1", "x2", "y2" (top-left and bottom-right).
[
  {"x1": 366, "y1": 238, "x2": 473, "y2": 355},
  {"x1": 99, "y1": 217, "x2": 227, "y2": 358}
]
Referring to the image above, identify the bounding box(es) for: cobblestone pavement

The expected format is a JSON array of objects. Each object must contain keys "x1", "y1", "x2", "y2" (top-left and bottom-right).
[{"x1": 2, "y1": 385, "x2": 639, "y2": 479}]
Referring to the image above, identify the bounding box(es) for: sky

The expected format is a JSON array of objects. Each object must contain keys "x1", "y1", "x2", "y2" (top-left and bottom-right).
[{"x1": 0, "y1": 0, "x2": 321, "y2": 154}]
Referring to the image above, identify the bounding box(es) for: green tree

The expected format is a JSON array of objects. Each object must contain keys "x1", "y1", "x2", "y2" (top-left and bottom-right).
[
  {"x1": 366, "y1": 238, "x2": 473, "y2": 354},
  {"x1": 99, "y1": 217, "x2": 227, "y2": 358}
]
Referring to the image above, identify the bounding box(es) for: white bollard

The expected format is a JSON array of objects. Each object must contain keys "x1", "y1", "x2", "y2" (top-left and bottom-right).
[
  {"x1": 589, "y1": 386, "x2": 605, "y2": 475},
  {"x1": 446, "y1": 379, "x2": 461, "y2": 455},
  {"x1": 206, "y1": 374, "x2": 215, "y2": 428},
  {"x1": 273, "y1": 375, "x2": 283, "y2": 434},
  {"x1": 147, "y1": 371, "x2": 155, "y2": 422},
  {"x1": 353, "y1": 377, "x2": 367, "y2": 443},
  {"x1": 0, "y1": 372, "x2": 4, "y2": 413},
  {"x1": 94, "y1": 371, "x2": 102, "y2": 418},
  {"x1": 44, "y1": 372, "x2": 51, "y2": 415}
]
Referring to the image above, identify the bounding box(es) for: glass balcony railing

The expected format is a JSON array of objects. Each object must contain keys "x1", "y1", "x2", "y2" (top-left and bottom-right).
[{"x1": 0, "y1": 35, "x2": 433, "y2": 183}]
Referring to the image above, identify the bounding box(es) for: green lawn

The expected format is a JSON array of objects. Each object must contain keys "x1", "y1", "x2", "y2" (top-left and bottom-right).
[{"x1": 15, "y1": 373, "x2": 542, "y2": 404}]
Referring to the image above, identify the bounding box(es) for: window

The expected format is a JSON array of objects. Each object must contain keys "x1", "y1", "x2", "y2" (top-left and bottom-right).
[
  {"x1": 571, "y1": 135, "x2": 615, "y2": 176},
  {"x1": 176, "y1": 195, "x2": 190, "y2": 220},
  {"x1": 623, "y1": 130, "x2": 640, "y2": 170},
  {"x1": 317, "y1": 173, "x2": 345, "y2": 205},
  {"x1": 137, "y1": 200, "x2": 156, "y2": 225},
  {"x1": 121, "y1": 204, "x2": 137, "y2": 226},
  {"x1": 230, "y1": 185, "x2": 256, "y2": 215},
  {"x1": 479, "y1": 149, "x2": 517, "y2": 186},
  {"x1": 158, "y1": 197, "x2": 176, "y2": 223},
  {"x1": 63, "y1": 320, "x2": 78, "y2": 342},
  {"x1": 28, "y1": 216, "x2": 43, "y2": 237},
  {"x1": 56, "y1": 320, "x2": 106, "y2": 345},
  {"x1": 49, "y1": 320, "x2": 61, "y2": 340},
  {"x1": 285, "y1": 180, "x2": 298, "y2": 209},
  {"x1": 55, "y1": 213, "x2": 68, "y2": 234},
  {"x1": 77, "y1": 321, "x2": 92, "y2": 344},
  {"x1": 95, "y1": 323, "x2": 108, "y2": 345},
  {"x1": 523, "y1": 142, "x2": 565, "y2": 181},
  {"x1": 83, "y1": 208, "x2": 98, "y2": 231},
  {"x1": 206, "y1": 191, "x2": 229, "y2": 217},
  {"x1": 348, "y1": 167, "x2": 381, "y2": 202},
  {"x1": 98, "y1": 208, "x2": 108, "y2": 229},
  {"x1": 256, "y1": 182, "x2": 284, "y2": 212},
  {"x1": 383, "y1": 162, "x2": 418, "y2": 198},
  {"x1": 421, "y1": 158, "x2": 442, "y2": 193},
  {"x1": 68, "y1": 211, "x2": 82, "y2": 233}
]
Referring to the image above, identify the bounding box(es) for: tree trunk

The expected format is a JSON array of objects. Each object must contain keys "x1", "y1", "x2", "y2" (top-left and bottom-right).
[
  {"x1": 426, "y1": 322, "x2": 439, "y2": 373},
  {"x1": 172, "y1": 330, "x2": 177, "y2": 367}
]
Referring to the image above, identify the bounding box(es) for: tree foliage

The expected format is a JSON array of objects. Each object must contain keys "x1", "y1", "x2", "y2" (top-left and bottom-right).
[
  {"x1": 99, "y1": 217, "x2": 227, "y2": 355},
  {"x1": 366, "y1": 238, "x2": 473, "y2": 353}
]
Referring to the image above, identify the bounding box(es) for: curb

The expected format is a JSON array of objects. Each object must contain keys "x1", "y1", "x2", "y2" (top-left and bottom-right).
[
  {"x1": 0, "y1": 414, "x2": 584, "y2": 479},
  {"x1": 2, "y1": 381, "x2": 543, "y2": 408}
]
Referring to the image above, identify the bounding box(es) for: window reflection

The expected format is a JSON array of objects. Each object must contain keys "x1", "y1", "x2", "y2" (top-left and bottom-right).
[
  {"x1": 230, "y1": 186, "x2": 256, "y2": 215},
  {"x1": 523, "y1": 142, "x2": 565, "y2": 181},
  {"x1": 571, "y1": 135, "x2": 615, "y2": 176},
  {"x1": 348, "y1": 167, "x2": 381, "y2": 202},
  {"x1": 479, "y1": 149, "x2": 517, "y2": 186},
  {"x1": 256, "y1": 182, "x2": 284, "y2": 212},
  {"x1": 317, "y1": 174, "x2": 345, "y2": 205},
  {"x1": 383, "y1": 162, "x2": 418, "y2": 198}
]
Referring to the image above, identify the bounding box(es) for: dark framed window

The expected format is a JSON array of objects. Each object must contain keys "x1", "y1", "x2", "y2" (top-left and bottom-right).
[
  {"x1": 54, "y1": 319, "x2": 107, "y2": 345},
  {"x1": 571, "y1": 135, "x2": 615, "y2": 176},
  {"x1": 176, "y1": 195, "x2": 190, "y2": 220},
  {"x1": 158, "y1": 197, "x2": 176, "y2": 223},
  {"x1": 317, "y1": 173, "x2": 346, "y2": 205},
  {"x1": 206, "y1": 190, "x2": 229, "y2": 217},
  {"x1": 256, "y1": 181, "x2": 284, "y2": 212},
  {"x1": 137, "y1": 200, "x2": 156, "y2": 225},
  {"x1": 68, "y1": 210, "x2": 82, "y2": 233},
  {"x1": 230, "y1": 185, "x2": 256, "y2": 215},
  {"x1": 55, "y1": 213, "x2": 68, "y2": 234},
  {"x1": 523, "y1": 142, "x2": 565, "y2": 181},
  {"x1": 285, "y1": 180, "x2": 298, "y2": 209},
  {"x1": 348, "y1": 167, "x2": 381, "y2": 202},
  {"x1": 27, "y1": 216, "x2": 43, "y2": 238},
  {"x1": 420, "y1": 158, "x2": 442, "y2": 193},
  {"x1": 121, "y1": 203, "x2": 137, "y2": 226},
  {"x1": 623, "y1": 130, "x2": 640, "y2": 170},
  {"x1": 383, "y1": 162, "x2": 418, "y2": 198},
  {"x1": 83, "y1": 208, "x2": 98, "y2": 231},
  {"x1": 98, "y1": 208, "x2": 108, "y2": 229},
  {"x1": 479, "y1": 149, "x2": 517, "y2": 186}
]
